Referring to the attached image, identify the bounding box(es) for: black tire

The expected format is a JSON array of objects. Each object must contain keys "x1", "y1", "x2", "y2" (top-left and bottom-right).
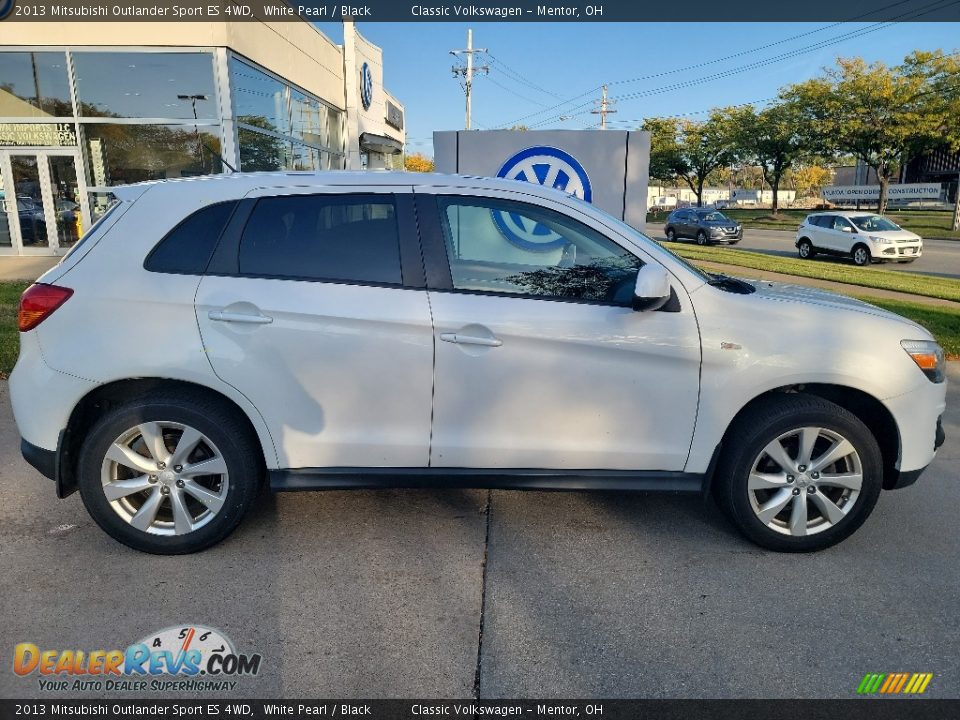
[
  {"x1": 696, "y1": 230, "x2": 708, "y2": 245},
  {"x1": 852, "y1": 244, "x2": 872, "y2": 266},
  {"x1": 797, "y1": 238, "x2": 815, "y2": 259},
  {"x1": 714, "y1": 394, "x2": 883, "y2": 552},
  {"x1": 78, "y1": 391, "x2": 263, "y2": 554},
  {"x1": 665, "y1": 228, "x2": 676, "y2": 242}
]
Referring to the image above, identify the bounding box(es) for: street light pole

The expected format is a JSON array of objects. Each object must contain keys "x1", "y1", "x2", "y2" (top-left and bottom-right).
[{"x1": 178, "y1": 93, "x2": 208, "y2": 168}]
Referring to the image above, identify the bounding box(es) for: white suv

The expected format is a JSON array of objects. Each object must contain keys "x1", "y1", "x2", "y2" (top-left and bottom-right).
[
  {"x1": 12, "y1": 173, "x2": 947, "y2": 554},
  {"x1": 795, "y1": 211, "x2": 923, "y2": 266}
]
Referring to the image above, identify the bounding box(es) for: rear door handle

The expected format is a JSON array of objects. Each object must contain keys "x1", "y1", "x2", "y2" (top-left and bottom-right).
[
  {"x1": 208, "y1": 310, "x2": 273, "y2": 324},
  {"x1": 440, "y1": 333, "x2": 502, "y2": 347}
]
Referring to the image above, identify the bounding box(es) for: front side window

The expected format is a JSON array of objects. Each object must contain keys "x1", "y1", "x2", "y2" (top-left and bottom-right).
[
  {"x1": 238, "y1": 194, "x2": 402, "y2": 284},
  {"x1": 832, "y1": 216, "x2": 855, "y2": 232},
  {"x1": 437, "y1": 197, "x2": 642, "y2": 305},
  {"x1": 700, "y1": 211, "x2": 730, "y2": 223}
]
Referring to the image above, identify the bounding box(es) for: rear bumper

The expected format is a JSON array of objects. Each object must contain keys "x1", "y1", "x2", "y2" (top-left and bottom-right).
[{"x1": 21, "y1": 437, "x2": 56, "y2": 481}]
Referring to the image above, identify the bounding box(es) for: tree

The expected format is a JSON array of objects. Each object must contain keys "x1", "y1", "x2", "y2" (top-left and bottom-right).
[
  {"x1": 783, "y1": 57, "x2": 942, "y2": 214},
  {"x1": 404, "y1": 153, "x2": 435, "y2": 173},
  {"x1": 642, "y1": 112, "x2": 736, "y2": 206},
  {"x1": 789, "y1": 165, "x2": 833, "y2": 197},
  {"x1": 730, "y1": 101, "x2": 812, "y2": 214}
]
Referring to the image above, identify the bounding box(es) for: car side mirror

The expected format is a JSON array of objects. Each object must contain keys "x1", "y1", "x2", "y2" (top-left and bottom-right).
[
  {"x1": 842, "y1": 225, "x2": 853, "y2": 233},
  {"x1": 632, "y1": 264, "x2": 672, "y2": 312}
]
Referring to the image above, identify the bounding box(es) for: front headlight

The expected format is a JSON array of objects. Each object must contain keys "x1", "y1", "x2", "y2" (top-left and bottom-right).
[
  {"x1": 869, "y1": 235, "x2": 893, "y2": 244},
  {"x1": 901, "y1": 339, "x2": 945, "y2": 383},
  {"x1": 710, "y1": 227, "x2": 723, "y2": 235}
]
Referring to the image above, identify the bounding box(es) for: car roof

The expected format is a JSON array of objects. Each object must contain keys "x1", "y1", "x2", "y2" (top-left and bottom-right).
[
  {"x1": 104, "y1": 171, "x2": 582, "y2": 204},
  {"x1": 806, "y1": 211, "x2": 882, "y2": 217}
]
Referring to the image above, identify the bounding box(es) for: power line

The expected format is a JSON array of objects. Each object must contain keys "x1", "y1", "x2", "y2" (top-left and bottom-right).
[
  {"x1": 493, "y1": 0, "x2": 954, "y2": 130},
  {"x1": 523, "y1": 0, "x2": 960, "y2": 130}
]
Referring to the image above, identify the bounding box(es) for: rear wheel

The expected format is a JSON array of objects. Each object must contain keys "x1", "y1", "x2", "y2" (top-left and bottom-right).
[
  {"x1": 797, "y1": 239, "x2": 815, "y2": 259},
  {"x1": 665, "y1": 228, "x2": 676, "y2": 242},
  {"x1": 715, "y1": 395, "x2": 883, "y2": 552},
  {"x1": 696, "y1": 230, "x2": 708, "y2": 245},
  {"x1": 78, "y1": 392, "x2": 262, "y2": 554},
  {"x1": 852, "y1": 244, "x2": 871, "y2": 266}
]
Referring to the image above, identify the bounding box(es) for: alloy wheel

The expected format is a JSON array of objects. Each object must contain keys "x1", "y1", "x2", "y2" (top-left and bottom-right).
[
  {"x1": 100, "y1": 422, "x2": 230, "y2": 536},
  {"x1": 747, "y1": 426, "x2": 863, "y2": 537}
]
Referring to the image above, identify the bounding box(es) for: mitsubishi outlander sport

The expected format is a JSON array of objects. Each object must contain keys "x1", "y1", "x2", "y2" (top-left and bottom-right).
[{"x1": 12, "y1": 172, "x2": 947, "y2": 554}]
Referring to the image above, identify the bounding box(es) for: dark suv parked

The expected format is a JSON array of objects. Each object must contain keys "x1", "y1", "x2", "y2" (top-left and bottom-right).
[{"x1": 664, "y1": 208, "x2": 742, "y2": 245}]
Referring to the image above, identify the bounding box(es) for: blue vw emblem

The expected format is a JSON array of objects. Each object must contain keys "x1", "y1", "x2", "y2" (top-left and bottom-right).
[
  {"x1": 0, "y1": 0, "x2": 15, "y2": 20},
  {"x1": 360, "y1": 62, "x2": 373, "y2": 111},
  {"x1": 494, "y1": 146, "x2": 592, "y2": 251}
]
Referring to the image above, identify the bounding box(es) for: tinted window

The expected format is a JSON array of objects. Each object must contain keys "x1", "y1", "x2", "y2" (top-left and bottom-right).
[
  {"x1": 810, "y1": 215, "x2": 831, "y2": 227},
  {"x1": 832, "y1": 216, "x2": 854, "y2": 232},
  {"x1": 238, "y1": 194, "x2": 401, "y2": 284},
  {"x1": 437, "y1": 197, "x2": 642, "y2": 305},
  {"x1": 145, "y1": 201, "x2": 237, "y2": 274}
]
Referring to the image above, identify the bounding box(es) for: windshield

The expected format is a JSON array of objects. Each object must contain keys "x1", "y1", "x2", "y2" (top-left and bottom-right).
[
  {"x1": 699, "y1": 211, "x2": 731, "y2": 222},
  {"x1": 567, "y1": 195, "x2": 711, "y2": 283},
  {"x1": 850, "y1": 215, "x2": 901, "y2": 232}
]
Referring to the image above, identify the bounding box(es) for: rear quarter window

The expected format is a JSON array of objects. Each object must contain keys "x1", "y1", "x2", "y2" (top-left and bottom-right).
[{"x1": 144, "y1": 201, "x2": 238, "y2": 275}]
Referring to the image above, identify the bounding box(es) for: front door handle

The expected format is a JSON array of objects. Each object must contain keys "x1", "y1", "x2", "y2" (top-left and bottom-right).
[
  {"x1": 208, "y1": 310, "x2": 273, "y2": 324},
  {"x1": 440, "y1": 332, "x2": 502, "y2": 347}
]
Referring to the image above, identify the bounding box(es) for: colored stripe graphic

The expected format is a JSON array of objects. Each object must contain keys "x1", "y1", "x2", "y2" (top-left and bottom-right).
[{"x1": 857, "y1": 672, "x2": 933, "y2": 694}]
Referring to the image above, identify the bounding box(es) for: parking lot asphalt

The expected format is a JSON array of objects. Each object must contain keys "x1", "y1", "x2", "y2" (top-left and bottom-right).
[
  {"x1": 1, "y1": 366, "x2": 958, "y2": 700},
  {"x1": 644, "y1": 223, "x2": 960, "y2": 280}
]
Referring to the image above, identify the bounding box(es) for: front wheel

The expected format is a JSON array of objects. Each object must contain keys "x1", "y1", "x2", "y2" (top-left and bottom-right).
[
  {"x1": 715, "y1": 395, "x2": 883, "y2": 552},
  {"x1": 852, "y1": 245, "x2": 871, "y2": 266},
  {"x1": 78, "y1": 391, "x2": 263, "y2": 554}
]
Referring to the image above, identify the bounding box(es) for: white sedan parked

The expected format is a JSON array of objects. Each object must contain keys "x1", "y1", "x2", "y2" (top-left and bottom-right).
[{"x1": 795, "y1": 212, "x2": 923, "y2": 266}]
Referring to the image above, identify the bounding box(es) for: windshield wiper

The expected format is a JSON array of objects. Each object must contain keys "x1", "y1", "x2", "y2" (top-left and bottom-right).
[{"x1": 707, "y1": 273, "x2": 756, "y2": 294}]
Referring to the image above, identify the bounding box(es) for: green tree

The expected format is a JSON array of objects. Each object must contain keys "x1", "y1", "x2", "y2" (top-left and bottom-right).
[
  {"x1": 642, "y1": 113, "x2": 736, "y2": 207},
  {"x1": 730, "y1": 101, "x2": 812, "y2": 214},
  {"x1": 783, "y1": 57, "x2": 942, "y2": 214}
]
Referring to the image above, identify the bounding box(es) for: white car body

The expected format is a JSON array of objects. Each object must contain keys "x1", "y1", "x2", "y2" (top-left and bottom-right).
[
  {"x1": 9, "y1": 172, "x2": 947, "y2": 552},
  {"x1": 796, "y1": 211, "x2": 923, "y2": 263}
]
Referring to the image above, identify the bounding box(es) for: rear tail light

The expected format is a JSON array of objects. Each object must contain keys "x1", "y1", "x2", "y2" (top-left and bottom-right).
[{"x1": 18, "y1": 283, "x2": 74, "y2": 332}]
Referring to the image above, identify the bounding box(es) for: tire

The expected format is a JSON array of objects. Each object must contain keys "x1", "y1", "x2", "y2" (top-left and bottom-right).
[
  {"x1": 714, "y1": 394, "x2": 883, "y2": 552},
  {"x1": 665, "y1": 228, "x2": 676, "y2": 242},
  {"x1": 797, "y1": 239, "x2": 815, "y2": 259},
  {"x1": 78, "y1": 391, "x2": 263, "y2": 554},
  {"x1": 696, "y1": 230, "x2": 708, "y2": 245},
  {"x1": 852, "y1": 244, "x2": 871, "y2": 266}
]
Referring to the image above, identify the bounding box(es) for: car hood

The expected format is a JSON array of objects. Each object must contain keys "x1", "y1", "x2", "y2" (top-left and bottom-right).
[
  {"x1": 742, "y1": 279, "x2": 923, "y2": 328},
  {"x1": 701, "y1": 219, "x2": 739, "y2": 226}
]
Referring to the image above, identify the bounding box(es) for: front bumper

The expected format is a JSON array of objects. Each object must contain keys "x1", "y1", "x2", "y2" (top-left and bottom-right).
[
  {"x1": 886, "y1": 415, "x2": 945, "y2": 490},
  {"x1": 877, "y1": 244, "x2": 922, "y2": 259},
  {"x1": 709, "y1": 228, "x2": 742, "y2": 243}
]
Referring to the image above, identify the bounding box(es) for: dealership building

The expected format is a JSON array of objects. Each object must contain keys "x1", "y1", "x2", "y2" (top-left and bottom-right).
[{"x1": 0, "y1": 14, "x2": 405, "y2": 255}]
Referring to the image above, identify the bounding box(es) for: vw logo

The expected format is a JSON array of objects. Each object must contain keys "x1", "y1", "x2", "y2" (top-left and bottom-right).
[
  {"x1": 494, "y1": 146, "x2": 592, "y2": 251},
  {"x1": 360, "y1": 62, "x2": 373, "y2": 111},
  {"x1": 0, "y1": 0, "x2": 15, "y2": 20}
]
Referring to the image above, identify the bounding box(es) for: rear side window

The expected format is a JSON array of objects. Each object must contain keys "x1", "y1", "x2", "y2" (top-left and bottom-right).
[
  {"x1": 238, "y1": 194, "x2": 402, "y2": 284},
  {"x1": 812, "y1": 215, "x2": 833, "y2": 228},
  {"x1": 145, "y1": 201, "x2": 238, "y2": 274}
]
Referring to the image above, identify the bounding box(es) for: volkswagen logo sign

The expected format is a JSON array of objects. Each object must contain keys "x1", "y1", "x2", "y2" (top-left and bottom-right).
[
  {"x1": 0, "y1": 0, "x2": 15, "y2": 20},
  {"x1": 494, "y1": 146, "x2": 592, "y2": 252},
  {"x1": 360, "y1": 62, "x2": 373, "y2": 111}
]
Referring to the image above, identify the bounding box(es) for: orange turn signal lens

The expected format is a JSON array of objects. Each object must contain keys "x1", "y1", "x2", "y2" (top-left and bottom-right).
[{"x1": 901, "y1": 340, "x2": 945, "y2": 383}]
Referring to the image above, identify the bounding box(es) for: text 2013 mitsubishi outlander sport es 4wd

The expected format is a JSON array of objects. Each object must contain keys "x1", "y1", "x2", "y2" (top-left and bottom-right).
[{"x1": 12, "y1": 172, "x2": 947, "y2": 554}]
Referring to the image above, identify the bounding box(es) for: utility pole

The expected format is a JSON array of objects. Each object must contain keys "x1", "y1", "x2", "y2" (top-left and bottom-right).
[
  {"x1": 953, "y1": 171, "x2": 960, "y2": 231},
  {"x1": 450, "y1": 29, "x2": 489, "y2": 130},
  {"x1": 591, "y1": 84, "x2": 617, "y2": 129}
]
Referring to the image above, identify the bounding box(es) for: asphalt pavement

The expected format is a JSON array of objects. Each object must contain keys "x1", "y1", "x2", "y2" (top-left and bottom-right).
[
  {"x1": 1, "y1": 367, "x2": 958, "y2": 699},
  {"x1": 644, "y1": 223, "x2": 960, "y2": 280}
]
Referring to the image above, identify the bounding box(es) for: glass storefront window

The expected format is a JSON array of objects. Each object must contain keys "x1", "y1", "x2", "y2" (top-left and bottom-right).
[
  {"x1": 238, "y1": 126, "x2": 286, "y2": 173},
  {"x1": 290, "y1": 89, "x2": 325, "y2": 148},
  {"x1": 73, "y1": 52, "x2": 216, "y2": 119},
  {"x1": 327, "y1": 107, "x2": 343, "y2": 154},
  {"x1": 230, "y1": 57, "x2": 289, "y2": 137},
  {"x1": 83, "y1": 124, "x2": 222, "y2": 186},
  {"x1": 0, "y1": 52, "x2": 73, "y2": 118}
]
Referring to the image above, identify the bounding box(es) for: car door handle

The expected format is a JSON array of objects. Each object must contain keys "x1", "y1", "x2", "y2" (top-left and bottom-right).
[
  {"x1": 440, "y1": 332, "x2": 502, "y2": 347},
  {"x1": 208, "y1": 310, "x2": 273, "y2": 324}
]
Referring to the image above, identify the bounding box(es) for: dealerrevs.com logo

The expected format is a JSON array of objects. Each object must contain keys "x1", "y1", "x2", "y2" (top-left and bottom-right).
[
  {"x1": 13, "y1": 625, "x2": 263, "y2": 693},
  {"x1": 0, "y1": 0, "x2": 15, "y2": 21}
]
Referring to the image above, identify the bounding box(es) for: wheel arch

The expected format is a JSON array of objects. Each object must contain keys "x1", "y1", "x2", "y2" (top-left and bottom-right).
[
  {"x1": 705, "y1": 383, "x2": 901, "y2": 496},
  {"x1": 57, "y1": 378, "x2": 277, "y2": 498}
]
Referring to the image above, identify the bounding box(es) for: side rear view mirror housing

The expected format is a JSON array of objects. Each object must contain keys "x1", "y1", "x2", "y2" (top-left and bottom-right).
[{"x1": 632, "y1": 264, "x2": 672, "y2": 312}]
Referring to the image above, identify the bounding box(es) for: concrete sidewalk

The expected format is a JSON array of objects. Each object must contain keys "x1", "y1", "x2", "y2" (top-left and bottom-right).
[{"x1": 0, "y1": 256, "x2": 59, "y2": 282}]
